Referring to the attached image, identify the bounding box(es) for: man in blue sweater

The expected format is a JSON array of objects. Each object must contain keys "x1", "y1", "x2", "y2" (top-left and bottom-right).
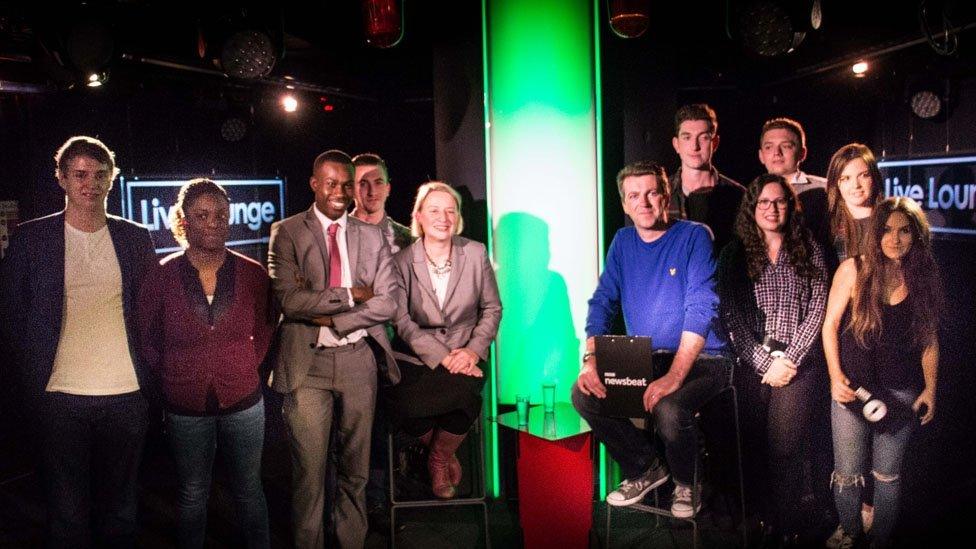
[{"x1": 572, "y1": 160, "x2": 730, "y2": 518}]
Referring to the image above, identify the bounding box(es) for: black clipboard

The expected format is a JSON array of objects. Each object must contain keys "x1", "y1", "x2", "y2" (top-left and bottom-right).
[{"x1": 594, "y1": 335, "x2": 656, "y2": 418}]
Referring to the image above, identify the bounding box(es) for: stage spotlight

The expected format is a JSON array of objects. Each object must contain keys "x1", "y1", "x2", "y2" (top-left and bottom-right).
[
  {"x1": 607, "y1": 0, "x2": 650, "y2": 39},
  {"x1": 362, "y1": 0, "x2": 404, "y2": 48},
  {"x1": 86, "y1": 71, "x2": 108, "y2": 87},
  {"x1": 220, "y1": 117, "x2": 248, "y2": 142},
  {"x1": 852, "y1": 61, "x2": 869, "y2": 77},
  {"x1": 737, "y1": 0, "x2": 808, "y2": 56},
  {"x1": 910, "y1": 90, "x2": 941, "y2": 119},
  {"x1": 221, "y1": 29, "x2": 276, "y2": 79},
  {"x1": 281, "y1": 94, "x2": 298, "y2": 113}
]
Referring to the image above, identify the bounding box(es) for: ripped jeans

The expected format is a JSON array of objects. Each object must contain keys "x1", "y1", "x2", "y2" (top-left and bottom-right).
[{"x1": 830, "y1": 388, "x2": 917, "y2": 545}]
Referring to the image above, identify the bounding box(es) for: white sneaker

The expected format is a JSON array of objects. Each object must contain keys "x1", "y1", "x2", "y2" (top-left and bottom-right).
[
  {"x1": 606, "y1": 463, "x2": 670, "y2": 507},
  {"x1": 670, "y1": 484, "x2": 702, "y2": 518}
]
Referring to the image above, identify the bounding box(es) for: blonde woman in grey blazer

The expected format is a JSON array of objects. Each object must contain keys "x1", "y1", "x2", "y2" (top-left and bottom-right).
[{"x1": 389, "y1": 182, "x2": 502, "y2": 499}]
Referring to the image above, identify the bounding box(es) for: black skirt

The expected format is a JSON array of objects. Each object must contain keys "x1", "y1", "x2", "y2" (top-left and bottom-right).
[{"x1": 387, "y1": 360, "x2": 485, "y2": 420}]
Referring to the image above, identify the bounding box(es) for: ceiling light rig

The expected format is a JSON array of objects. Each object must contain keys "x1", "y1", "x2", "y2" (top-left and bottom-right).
[
  {"x1": 281, "y1": 94, "x2": 298, "y2": 113},
  {"x1": 735, "y1": 0, "x2": 822, "y2": 57},
  {"x1": 607, "y1": 0, "x2": 650, "y2": 39},
  {"x1": 220, "y1": 29, "x2": 277, "y2": 79},
  {"x1": 361, "y1": 0, "x2": 404, "y2": 48},
  {"x1": 851, "y1": 61, "x2": 869, "y2": 77}
]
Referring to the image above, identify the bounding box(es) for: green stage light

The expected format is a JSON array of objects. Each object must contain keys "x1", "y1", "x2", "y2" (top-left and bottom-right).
[{"x1": 483, "y1": 0, "x2": 605, "y2": 497}]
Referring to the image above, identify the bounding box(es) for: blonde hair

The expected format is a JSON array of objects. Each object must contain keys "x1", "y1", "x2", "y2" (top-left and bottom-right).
[{"x1": 410, "y1": 181, "x2": 464, "y2": 237}]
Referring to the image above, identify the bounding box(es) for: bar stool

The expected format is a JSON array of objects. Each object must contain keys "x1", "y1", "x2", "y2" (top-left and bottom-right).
[
  {"x1": 387, "y1": 416, "x2": 491, "y2": 548},
  {"x1": 605, "y1": 368, "x2": 747, "y2": 548}
]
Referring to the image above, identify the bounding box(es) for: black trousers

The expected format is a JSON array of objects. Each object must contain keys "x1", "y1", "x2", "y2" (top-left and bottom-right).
[
  {"x1": 39, "y1": 391, "x2": 149, "y2": 548},
  {"x1": 736, "y1": 362, "x2": 818, "y2": 533}
]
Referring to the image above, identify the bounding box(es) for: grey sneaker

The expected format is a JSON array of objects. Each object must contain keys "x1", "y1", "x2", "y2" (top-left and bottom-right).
[
  {"x1": 825, "y1": 525, "x2": 857, "y2": 549},
  {"x1": 606, "y1": 463, "x2": 670, "y2": 507},
  {"x1": 670, "y1": 483, "x2": 702, "y2": 518}
]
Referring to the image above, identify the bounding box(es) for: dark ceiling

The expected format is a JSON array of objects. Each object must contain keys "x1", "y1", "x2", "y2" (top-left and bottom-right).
[{"x1": 0, "y1": 1, "x2": 974, "y2": 100}]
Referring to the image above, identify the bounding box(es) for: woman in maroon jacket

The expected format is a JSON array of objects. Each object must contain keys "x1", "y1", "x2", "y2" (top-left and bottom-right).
[{"x1": 139, "y1": 178, "x2": 274, "y2": 548}]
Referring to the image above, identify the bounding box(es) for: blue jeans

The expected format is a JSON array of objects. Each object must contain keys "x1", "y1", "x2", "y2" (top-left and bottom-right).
[
  {"x1": 572, "y1": 355, "x2": 729, "y2": 485},
  {"x1": 167, "y1": 398, "x2": 269, "y2": 549},
  {"x1": 831, "y1": 389, "x2": 917, "y2": 545}
]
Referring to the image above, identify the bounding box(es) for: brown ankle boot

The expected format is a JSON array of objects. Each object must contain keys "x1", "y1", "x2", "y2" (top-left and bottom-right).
[
  {"x1": 428, "y1": 430, "x2": 467, "y2": 499},
  {"x1": 449, "y1": 455, "x2": 462, "y2": 487}
]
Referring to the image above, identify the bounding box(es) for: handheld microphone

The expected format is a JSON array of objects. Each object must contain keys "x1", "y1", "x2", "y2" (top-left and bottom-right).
[{"x1": 852, "y1": 386, "x2": 888, "y2": 422}]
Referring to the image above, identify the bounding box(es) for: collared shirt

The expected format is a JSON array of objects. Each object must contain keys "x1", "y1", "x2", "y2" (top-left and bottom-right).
[
  {"x1": 719, "y1": 238, "x2": 828, "y2": 374},
  {"x1": 668, "y1": 165, "x2": 745, "y2": 254},
  {"x1": 377, "y1": 215, "x2": 415, "y2": 254},
  {"x1": 311, "y1": 208, "x2": 366, "y2": 347},
  {"x1": 789, "y1": 170, "x2": 827, "y2": 192},
  {"x1": 790, "y1": 170, "x2": 831, "y2": 263}
]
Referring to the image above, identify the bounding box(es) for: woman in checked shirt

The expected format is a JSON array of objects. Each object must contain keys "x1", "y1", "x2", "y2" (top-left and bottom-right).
[{"x1": 718, "y1": 173, "x2": 828, "y2": 544}]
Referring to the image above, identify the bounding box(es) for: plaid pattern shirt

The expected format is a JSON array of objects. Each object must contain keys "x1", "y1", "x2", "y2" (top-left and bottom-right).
[{"x1": 718, "y1": 238, "x2": 828, "y2": 375}]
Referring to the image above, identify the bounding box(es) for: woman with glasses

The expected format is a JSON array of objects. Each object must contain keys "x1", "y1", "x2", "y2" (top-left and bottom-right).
[{"x1": 718, "y1": 173, "x2": 828, "y2": 545}]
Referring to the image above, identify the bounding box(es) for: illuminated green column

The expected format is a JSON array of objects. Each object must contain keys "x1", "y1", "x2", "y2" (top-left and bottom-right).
[
  {"x1": 482, "y1": 0, "x2": 605, "y2": 495},
  {"x1": 484, "y1": 0, "x2": 602, "y2": 405}
]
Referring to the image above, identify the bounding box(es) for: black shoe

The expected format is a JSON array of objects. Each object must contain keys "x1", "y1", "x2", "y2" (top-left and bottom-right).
[{"x1": 367, "y1": 505, "x2": 392, "y2": 533}]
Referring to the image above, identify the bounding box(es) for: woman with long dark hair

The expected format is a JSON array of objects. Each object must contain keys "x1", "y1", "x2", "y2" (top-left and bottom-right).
[
  {"x1": 822, "y1": 197, "x2": 942, "y2": 548},
  {"x1": 718, "y1": 173, "x2": 828, "y2": 544},
  {"x1": 825, "y1": 143, "x2": 885, "y2": 263}
]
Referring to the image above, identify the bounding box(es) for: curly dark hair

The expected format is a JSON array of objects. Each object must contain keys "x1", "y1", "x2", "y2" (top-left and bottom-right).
[
  {"x1": 733, "y1": 173, "x2": 819, "y2": 280},
  {"x1": 170, "y1": 178, "x2": 229, "y2": 247}
]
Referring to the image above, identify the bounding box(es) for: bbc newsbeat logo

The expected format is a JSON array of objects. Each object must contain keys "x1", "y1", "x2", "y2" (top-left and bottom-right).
[
  {"x1": 879, "y1": 155, "x2": 976, "y2": 237},
  {"x1": 120, "y1": 178, "x2": 286, "y2": 254}
]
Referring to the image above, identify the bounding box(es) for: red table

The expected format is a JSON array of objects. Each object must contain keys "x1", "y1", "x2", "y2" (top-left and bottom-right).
[{"x1": 496, "y1": 402, "x2": 593, "y2": 549}]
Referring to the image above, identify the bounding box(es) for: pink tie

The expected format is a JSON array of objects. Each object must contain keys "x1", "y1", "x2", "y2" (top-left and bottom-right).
[{"x1": 327, "y1": 223, "x2": 342, "y2": 288}]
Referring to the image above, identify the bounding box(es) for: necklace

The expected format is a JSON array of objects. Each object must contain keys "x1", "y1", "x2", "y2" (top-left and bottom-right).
[{"x1": 425, "y1": 251, "x2": 452, "y2": 277}]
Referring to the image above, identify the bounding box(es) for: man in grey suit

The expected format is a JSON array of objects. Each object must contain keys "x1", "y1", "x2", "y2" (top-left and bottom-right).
[{"x1": 267, "y1": 149, "x2": 400, "y2": 548}]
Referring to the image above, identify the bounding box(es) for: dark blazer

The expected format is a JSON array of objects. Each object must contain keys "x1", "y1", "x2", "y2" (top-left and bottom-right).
[
  {"x1": 392, "y1": 236, "x2": 502, "y2": 368},
  {"x1": 267, "y1": 208, "x2": 400, "y2": 391},
  {"x1": 0, "y1": 211, "x2": 156, "y2": 403}
]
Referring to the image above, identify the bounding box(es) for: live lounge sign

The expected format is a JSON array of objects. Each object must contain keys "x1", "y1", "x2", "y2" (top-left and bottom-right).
[
  {"x1": 880, "y1": 155, "x2": 976, "y2": 237},
  {"x1": 119, "y1": 177, "x2": 286, "y2": 253}
]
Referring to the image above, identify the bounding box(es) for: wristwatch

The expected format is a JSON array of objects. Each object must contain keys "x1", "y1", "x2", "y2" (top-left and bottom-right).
[{"x1": 581, "y1": 351, "x2": 595, "y2": 363}]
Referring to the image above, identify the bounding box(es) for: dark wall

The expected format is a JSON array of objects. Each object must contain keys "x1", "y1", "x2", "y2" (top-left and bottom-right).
[{"x1": 0, "y1": 79, "x2": 434, "y2": 226}]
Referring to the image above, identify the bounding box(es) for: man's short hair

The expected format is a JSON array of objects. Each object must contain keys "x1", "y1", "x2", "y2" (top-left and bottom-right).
[
  {"x1": 352, "y1": 153, "x2": 389, "y2": 182},
  {"x1": 312, "y1": 149, "x2": 353, "y2": 174},
  {"x1": 54, "y1": 135, "x2": 120, "y2": 179},
  {"x1": 615, "y1": 161, "x2": 669, "y2": 199},
  {"x1": 674, "y1": 103, "x2": 718, "y2": 136},
  {"x1": 352, "y1": 152, "x2": 387, "y2": 171},
  {"x1": 760, "y1": 117, "x2": 806, "y2": 149}
]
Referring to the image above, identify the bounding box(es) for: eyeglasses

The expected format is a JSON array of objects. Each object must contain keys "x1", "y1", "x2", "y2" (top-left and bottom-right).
[{"x1": 756, "y1": 198, "x2": 790, "y2": 210}]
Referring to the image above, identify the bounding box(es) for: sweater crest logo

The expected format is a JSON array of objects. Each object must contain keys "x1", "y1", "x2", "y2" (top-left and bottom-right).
[{"x1": 669, "y1": 268, "x2": 676, "y2": 276}]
